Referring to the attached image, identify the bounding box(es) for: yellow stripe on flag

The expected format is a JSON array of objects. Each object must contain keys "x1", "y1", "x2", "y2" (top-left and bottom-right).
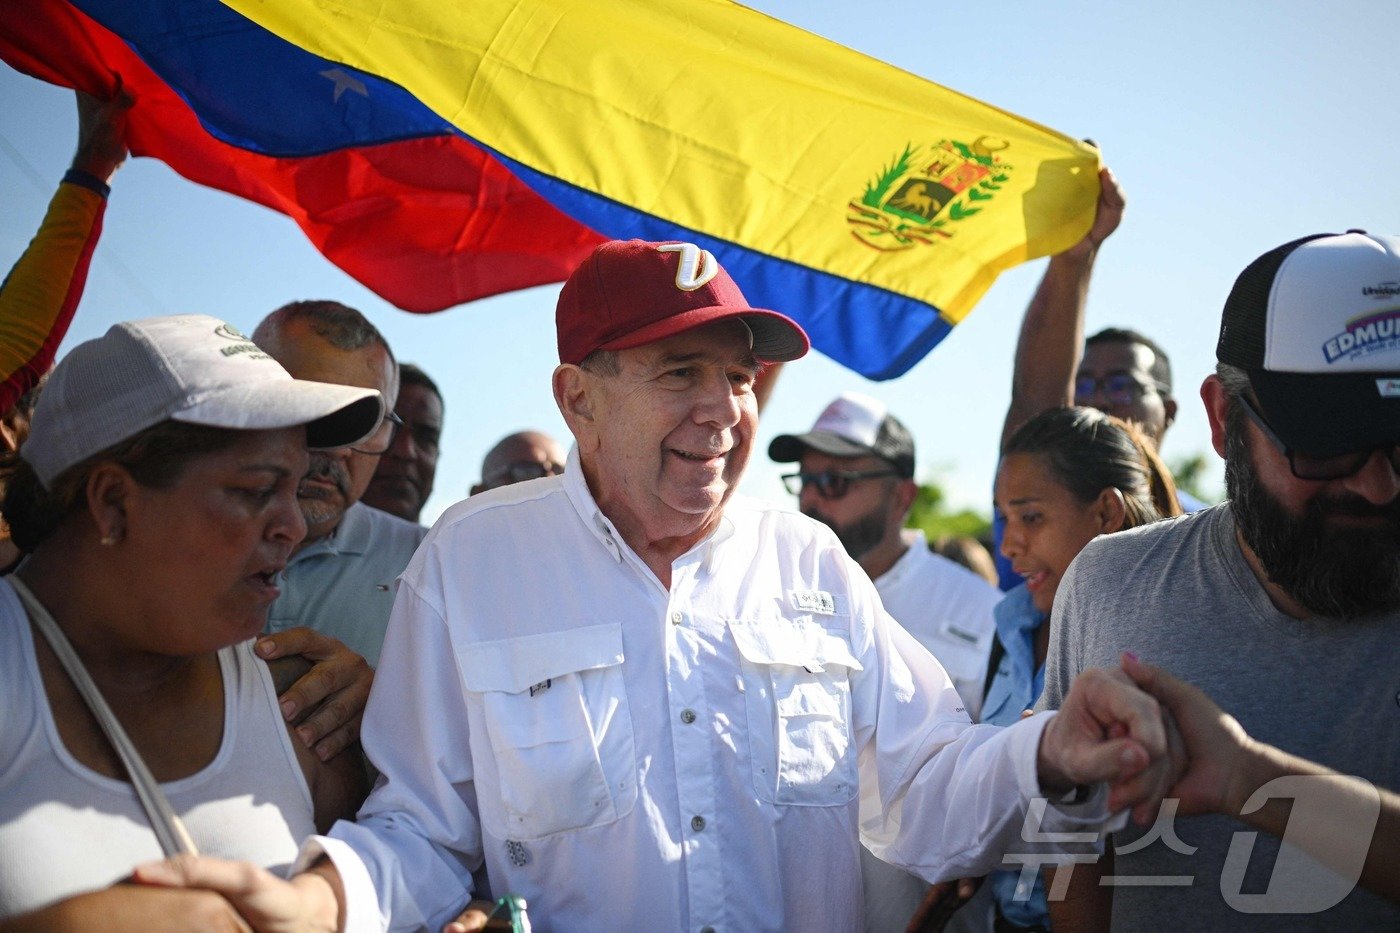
[{"x1": 222, "y1": 0, "x2": 1099, "y2": 326}]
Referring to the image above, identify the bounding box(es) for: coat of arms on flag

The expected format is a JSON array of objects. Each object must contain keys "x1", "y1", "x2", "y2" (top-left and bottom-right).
[{"x1": 848, "y1": 137, "x2": 1013, "y2": 251}]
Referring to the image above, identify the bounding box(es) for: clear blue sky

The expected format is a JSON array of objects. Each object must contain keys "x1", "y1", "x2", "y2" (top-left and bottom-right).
[{"x1": 3, "y1": 1, "x2": 1397, "y2": 524}]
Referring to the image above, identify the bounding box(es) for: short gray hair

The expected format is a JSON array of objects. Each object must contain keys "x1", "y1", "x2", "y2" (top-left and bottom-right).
[
  {"x1": 580, "y1": 349, "x2": 620, "y2": 376},
  {"x1": 254, "y1": 300, "x2": 394, "y2": 363}
]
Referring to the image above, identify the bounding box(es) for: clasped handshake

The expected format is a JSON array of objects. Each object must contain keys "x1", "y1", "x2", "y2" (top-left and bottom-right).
[{"x1": 1035, "y1": 653, "x2": 1237, "y2": 824}]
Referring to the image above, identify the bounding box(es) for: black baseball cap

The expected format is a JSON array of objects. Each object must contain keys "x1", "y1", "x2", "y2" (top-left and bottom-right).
[{"x1": 1218, "y1": 231, "x2": 1400, "y2": 456}]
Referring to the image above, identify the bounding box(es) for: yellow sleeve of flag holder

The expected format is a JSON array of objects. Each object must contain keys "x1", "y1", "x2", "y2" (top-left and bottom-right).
[
  {"x1": 222, "y1": 0, "x2": 1099, "y2": 371},
  {"x1": 0, "y1": 180, "x2": 107, "y2": 412}
]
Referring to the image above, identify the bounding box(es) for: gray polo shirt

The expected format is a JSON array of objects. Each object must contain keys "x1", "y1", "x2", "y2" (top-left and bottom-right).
[{"x1": 265, "y1": 501, "x2": 428, "y2": 667}]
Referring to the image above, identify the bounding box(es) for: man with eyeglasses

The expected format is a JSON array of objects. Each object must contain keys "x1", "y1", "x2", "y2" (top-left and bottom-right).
[
  {"x1": 771, "y1": 391, "x2": 1001, "y2": 933},
  {"x1": 253, "y1": 301, "x2": 428, "y2": 669},
  {"x1": 1039, "y1": 231, "x2": 1400, "y2": 930},
  {"x1": 1073, "y1": 328, "x2": 1177, "y2": 449},
  {"x1": 770, "y1": 392, "x2": 1000, "y2": 719},
  {"x1": 992, "y1": 168, "x2": 1204, "y2": 590},
  {"x1": 470, "y1": 429, "x2": 567, "y2": 495},
  {"x1": 364, "y1": 363, "x2": 445, "y2": 524}
]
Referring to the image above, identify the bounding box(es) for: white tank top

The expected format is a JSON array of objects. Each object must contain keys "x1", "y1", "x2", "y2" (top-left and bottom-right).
[{"x1": 0, "y1": 580, "x2": 317, "y2": 919}]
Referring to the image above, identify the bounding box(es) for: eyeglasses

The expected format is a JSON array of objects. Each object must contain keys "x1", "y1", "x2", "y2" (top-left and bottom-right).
[
  {"x1": 781, "y1": 468, "x2": 898, "y2": 498},
  {"x1": 1238, "y1": 393, "x2": 1400, "y2": 481},
  {"x1": 1074, "y1": 372, "x2": 1169, "y2": 407},
  {"x1": 484, "y1": 459, "x2": 566, "y2": 487},
  {"x1": 350, "y1": 411, "x2": 404, "y2": 455}
]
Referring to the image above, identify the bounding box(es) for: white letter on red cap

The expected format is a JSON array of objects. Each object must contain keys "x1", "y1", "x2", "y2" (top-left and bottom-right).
[{"x1": 658, "y1": 243, "x2": 719, "y2": 292}]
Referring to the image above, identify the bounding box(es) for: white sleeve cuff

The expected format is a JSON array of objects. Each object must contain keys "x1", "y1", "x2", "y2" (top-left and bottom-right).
[
  {"x1": 1010, "y1": 711, "x2": 1128, "y2": 835},
  {"x1": 294, "y1": 834, "x2": 384, "y2": 933}
]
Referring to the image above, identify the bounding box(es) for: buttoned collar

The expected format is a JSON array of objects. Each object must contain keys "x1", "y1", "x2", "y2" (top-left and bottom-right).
[
  {"x1": 992, "y1": 581, "x2": 1045, "y2": 653},
  {"x1": 561, "y1": 444, "x2": 736, "y2": 576}
]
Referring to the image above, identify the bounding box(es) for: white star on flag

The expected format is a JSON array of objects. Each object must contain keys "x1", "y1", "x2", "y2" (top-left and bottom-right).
[{"x1": 319, "y1": 67, "x2": 368, "y2": 103}]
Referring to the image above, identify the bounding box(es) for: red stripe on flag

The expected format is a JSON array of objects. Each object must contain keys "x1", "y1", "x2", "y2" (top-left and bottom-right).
[{"x1": 0, "y1": 0, "x2": 605, "y2": 312}]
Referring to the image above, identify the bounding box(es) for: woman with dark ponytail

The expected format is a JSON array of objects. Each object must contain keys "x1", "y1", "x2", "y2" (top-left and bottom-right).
[{"x1": 979, "y1": 406, "x2": 1181, "y2": 930}]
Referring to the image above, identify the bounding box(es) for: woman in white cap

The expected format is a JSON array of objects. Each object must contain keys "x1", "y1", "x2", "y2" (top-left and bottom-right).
[{"x1": 0, "y1": 314, "x2": 385, "y2": 927}]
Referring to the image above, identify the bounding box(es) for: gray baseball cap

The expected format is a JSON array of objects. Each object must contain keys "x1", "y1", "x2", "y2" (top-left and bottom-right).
[
  {"x1": 768, "y1": 391, "x2": 916, "y2": 478},
  {"x1": 23, "y1": 314, "x2": 385, "y2": 487}
]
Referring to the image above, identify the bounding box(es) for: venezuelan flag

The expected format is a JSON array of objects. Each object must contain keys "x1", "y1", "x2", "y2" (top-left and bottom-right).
[
  {"x1": 0, "y1": 0, "x2": 605, "y2": 316},
  {"x1": 3, "y1": 0, "x2": 1100, "y2": 380}
]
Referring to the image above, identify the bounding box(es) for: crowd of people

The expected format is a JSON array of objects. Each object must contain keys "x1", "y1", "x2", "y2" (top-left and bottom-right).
[{"x1": 0, "y1": 93, "x2": 1395, "y2": 933}]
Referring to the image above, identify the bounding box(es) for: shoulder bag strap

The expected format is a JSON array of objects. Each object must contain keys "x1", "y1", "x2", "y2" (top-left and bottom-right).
[{"x1": 10, "y1": 576, "x2": 199, "y2": 858}]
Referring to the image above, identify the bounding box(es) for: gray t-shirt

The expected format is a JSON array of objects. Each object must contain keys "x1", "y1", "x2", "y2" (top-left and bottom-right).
[{"x1": 1040, "y1": 503, "x2": 1399, "y2": 930}]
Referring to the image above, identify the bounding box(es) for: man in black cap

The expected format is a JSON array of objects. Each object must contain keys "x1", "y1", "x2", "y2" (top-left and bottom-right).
[{"x1": 1040, "y1": 231, "x2": 1400, "y2": 929}]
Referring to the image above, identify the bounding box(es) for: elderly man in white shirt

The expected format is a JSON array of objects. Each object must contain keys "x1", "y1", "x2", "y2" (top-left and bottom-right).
[{"x1": 132, "y1": 240, "x2": 1178, "y2": 933}]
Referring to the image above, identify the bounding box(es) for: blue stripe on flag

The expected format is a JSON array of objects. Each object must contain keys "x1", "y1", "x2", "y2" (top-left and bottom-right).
[
  {"x1": 73, "y1": 0, "x2": 452, "y2": 154},
  {"x1": 496, "y1": 154, "x2": 953, "y2": 380}
]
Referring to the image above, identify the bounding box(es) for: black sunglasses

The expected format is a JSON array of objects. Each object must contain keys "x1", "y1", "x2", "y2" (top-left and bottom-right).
[
  {"x1": 1238, "y1": 394, "x2": 1400, "y2": 481},
  {"x1": 781, "y1": 468, "x2": 898, "y2": 499}
]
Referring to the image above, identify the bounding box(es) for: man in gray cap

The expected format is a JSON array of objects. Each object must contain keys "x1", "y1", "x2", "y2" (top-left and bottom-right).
[
  {"x1": 770, "y1": 392, "x2": 999, "y2": 719},
  {"x1": 148, "y1": 240, "x2": 1182, "y2": 933},
  {"x1": 1041, "y1": 231, "x2": 1400, "y2": 930}
]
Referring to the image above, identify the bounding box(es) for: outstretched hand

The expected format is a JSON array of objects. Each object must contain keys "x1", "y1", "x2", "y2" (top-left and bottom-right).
[{"x1": 1064, "y1": 165, "x2": 1126, "y2": 259}]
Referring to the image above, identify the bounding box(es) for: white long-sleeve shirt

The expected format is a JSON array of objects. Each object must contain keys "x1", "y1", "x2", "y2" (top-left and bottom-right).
[
  {"x1": 875, "y1": 529, "x2": 1000, "y2": 721},
  {"x1": 299, "y1": 449, "x2": 1113, "y2": 932}
]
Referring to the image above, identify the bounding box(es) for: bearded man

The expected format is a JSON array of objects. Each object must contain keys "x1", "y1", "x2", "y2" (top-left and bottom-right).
[
  {"x1": 1040, "y1": 232, "x2": 1400, "y2": 930},
  {"x1": 769, "y1": 393, "x2": 999, "y2": 719}
]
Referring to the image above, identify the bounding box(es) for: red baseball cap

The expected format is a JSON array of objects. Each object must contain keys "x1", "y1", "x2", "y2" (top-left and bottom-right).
[{"x1": 556, "y1": 239, "x2": 810, "y2": 365}]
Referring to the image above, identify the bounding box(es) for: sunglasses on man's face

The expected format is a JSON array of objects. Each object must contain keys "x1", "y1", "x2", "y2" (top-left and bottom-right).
[
  {"x1": 781, "y1": 468, "x2": 898, "y2": 499},
  {"x1": 484, "y1": 460, "x2": 566, "y2": 487},
  {"x1": 1238, "y1": 393, "x2": 1400, "y2": 481},
  {"x1": 1074, "y1": 372, "x2": 1167, "y2": 407}
]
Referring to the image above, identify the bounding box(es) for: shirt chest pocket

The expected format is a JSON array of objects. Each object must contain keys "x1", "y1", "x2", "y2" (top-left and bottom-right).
[
  {"x1": 460, "y1": 623, "x2": 637, "y2": 841},
  {"x1": 729, "y1": 618, "x2": 864, "y2": 807}
]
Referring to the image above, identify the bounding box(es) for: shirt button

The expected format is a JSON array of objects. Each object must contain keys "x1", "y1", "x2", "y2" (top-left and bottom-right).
[
  {"x1": 670, "y1": 611, "x2": 683, "y2": 625},
  {"x1": 680, "y1": 708, "x2": 697, "y2": 724},
  {"x1": 691, "y1": 815, "x2": 706, "y2": 832}
]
